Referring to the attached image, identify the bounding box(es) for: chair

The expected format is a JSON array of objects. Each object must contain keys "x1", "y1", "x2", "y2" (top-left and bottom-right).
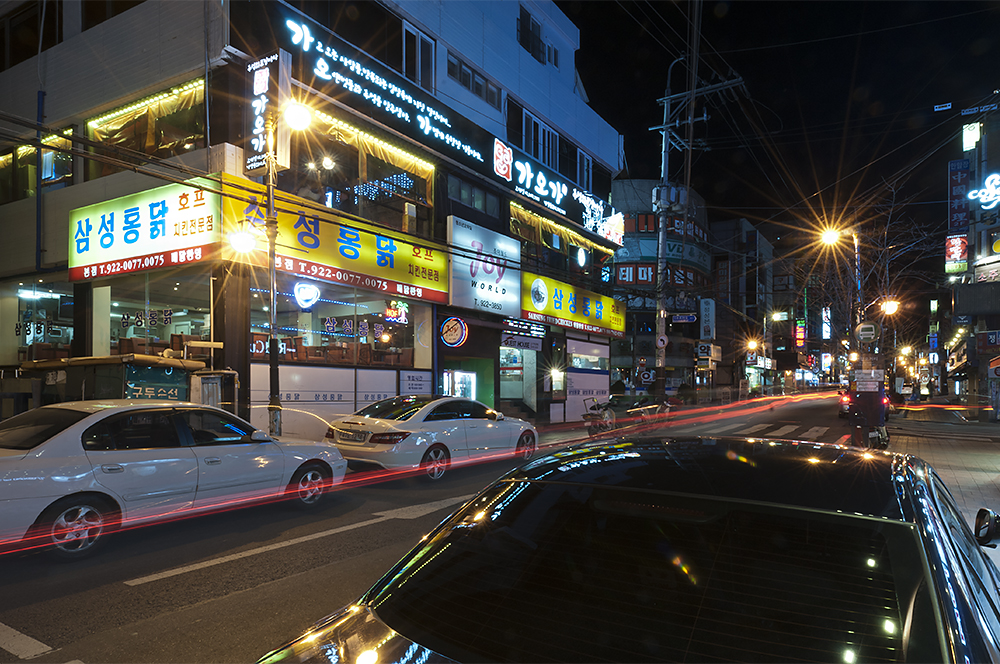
[
  {"x1": 398, "y1": 348, "x2": 414, "y2": 367},
  {"x1": 251, "y1": 332, "x2": 268, "y2": 359},
  {"x1": 357, "y1": 344, "x2": 372, "y2": 366}
]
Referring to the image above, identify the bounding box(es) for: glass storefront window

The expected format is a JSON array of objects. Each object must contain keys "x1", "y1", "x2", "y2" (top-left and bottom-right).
[
  {"x1": 102, "y1": 265, "x2": 213, "y2": 357},
  {"x1": 570, "y1": 352, "x2": 608, "y2": 371},
  {"x1": 249, "y1": 270, "x2": 427, "y2": 369},
  {"x1": 15, "y1": 281, "x2": 75, "y2": 361}
]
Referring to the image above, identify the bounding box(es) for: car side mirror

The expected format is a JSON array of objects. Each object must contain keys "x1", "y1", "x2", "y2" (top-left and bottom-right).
[
  {"x1": 976, "y1": 508, "x2": 999, "y2": 547},
  {"x1": 248, "y1": 430, "x2": 273, "y2": 442}
]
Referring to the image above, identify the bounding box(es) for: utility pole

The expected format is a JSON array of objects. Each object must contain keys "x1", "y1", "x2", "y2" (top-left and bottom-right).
[{"x1": 650, "y1": 66, "x2": 742, "y2": 397}]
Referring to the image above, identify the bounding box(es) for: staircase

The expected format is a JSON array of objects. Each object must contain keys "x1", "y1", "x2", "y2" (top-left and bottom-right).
[{"x1": 498, "y1": 399, "x2": 536, "y2": 425}]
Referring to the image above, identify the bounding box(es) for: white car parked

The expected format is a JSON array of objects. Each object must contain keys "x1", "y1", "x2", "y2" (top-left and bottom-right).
[
  {"x1": 0, "y1": 400, "x2": 346, "y2": 560},
  {"x1": 327, "y1": 395, "x2": 537, "y2": 480}
]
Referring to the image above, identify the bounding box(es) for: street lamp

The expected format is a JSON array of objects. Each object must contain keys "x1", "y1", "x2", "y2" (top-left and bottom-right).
[{"x1": 261, "y1": 102, "x2": 311, "y2": 435}]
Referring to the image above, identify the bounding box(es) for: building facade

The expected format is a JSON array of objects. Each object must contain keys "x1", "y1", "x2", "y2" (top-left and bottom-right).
[{"x1": 0, "y1": 0, "x2": 624, "y2": 435}]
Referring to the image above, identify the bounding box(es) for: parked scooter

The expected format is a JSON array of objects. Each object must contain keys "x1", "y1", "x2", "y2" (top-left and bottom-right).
[{"x1": 582, "y1": 395, "x2": 671, "y2": 436}]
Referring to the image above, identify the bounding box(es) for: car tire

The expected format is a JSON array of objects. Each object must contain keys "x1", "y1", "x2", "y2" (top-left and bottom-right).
[
  {"x1": 515, "y1": 432, "x2": 535, "y2": 460},
  {"x1": 420, "y1": 445, "x2": 450, "y2": 480},
  {"x1": 34, "y1": 495, "x2": 119, "y2": 561},
  {"x1": 287, "y1": 463, "x2": 331, "y2": 509}
]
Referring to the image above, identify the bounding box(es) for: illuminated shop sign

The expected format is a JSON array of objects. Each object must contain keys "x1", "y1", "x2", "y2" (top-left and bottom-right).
[
  {"x1": 795, "y1": 319, "x2": 806, "y2": 348},
  {"x1": 521, "y1": 271, "x2": 624, "y2": 338},
  {"x1": 447, "y1": 216, "x2": 521, "y2": 316},
  {"x1": 821, "y1": 307, "x2": 831, "y2": 340},
  {"x1": 949, "y1": 159, "x2": 971, "y2": 229},
  {"x1": 968, "y1": 172, "x2": 1000, "y2": 210},
  {"x1": 273, "y1": 9, "x2": 618, "y2": 233},
  {"x1": 440, "y1": 316, "x2": 469, "y2": 347},
  {"x1": 384, "y1": 300, "x2": 409, "y2": 323},
  {"x1": 293, "y1": 282, "x2": 321, "y2": 309},
  {"x1": 945, "y1": 234, "x2": 968, "y2": 274},
  {"x1": 69, "y1": 179, "x2": 222, "y2": 281},
  {"x1": 221, "y1": 175, "x2": 449, "y2": 303},
  {"x1": 503, "y1": 318, "x2": 547, "y2": 338},
  {"x1": 283, "y1": 17, "x2": 482, "y2": 164},
  {"x1": 244, "y1": 50, "x2": 291, "y2": 175}
]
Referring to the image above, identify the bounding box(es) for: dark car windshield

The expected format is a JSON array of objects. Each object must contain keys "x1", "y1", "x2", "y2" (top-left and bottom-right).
[
  {"x1": 353, "y1": 396, "x2": 439, "y2": 422},
  {"x1": 366, "y1": 481, "x2": 942, "y2": 663},
  {"x1": 0, "y1": 408, "x2": 92, "y2": 450}
]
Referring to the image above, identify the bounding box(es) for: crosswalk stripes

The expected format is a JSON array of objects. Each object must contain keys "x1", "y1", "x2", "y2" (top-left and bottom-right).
[
  {"x1": 741, "y1": 423, "x2": 772, "y2": 434},
  {"x1": 766, "y1": 425, "x2": 799, "y2": 437},
  {"x1": 800, "y1": 427, "x2": 830, "y2": 439}
]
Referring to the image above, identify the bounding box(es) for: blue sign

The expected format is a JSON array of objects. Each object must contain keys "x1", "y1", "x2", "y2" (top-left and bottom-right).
[{"x1": 672, "y1": 314, "x2": 696, "y2": 323}]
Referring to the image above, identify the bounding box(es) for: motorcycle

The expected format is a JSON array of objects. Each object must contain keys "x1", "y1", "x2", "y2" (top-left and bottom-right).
[{"x1": 583, "y1": 395, "x2": 671, "y2": 436}]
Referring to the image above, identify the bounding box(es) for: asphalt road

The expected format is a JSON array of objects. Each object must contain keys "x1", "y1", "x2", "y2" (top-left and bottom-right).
[{"x1": 2, "y1": 392, "x2": 998, "y2": 663}]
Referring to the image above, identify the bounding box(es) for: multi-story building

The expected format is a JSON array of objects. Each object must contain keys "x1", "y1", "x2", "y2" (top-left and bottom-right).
[
  {"x1": 609, "y1": 179, "x2": 710, "y2": 396},
  {"x1": 949, "y1": 117, "x2": 1000, "y2": 419},
  {"x1": 0, "y1": 0, "x2": 624, "y2": 433},
  {"x1": 709, "y1": 218, "x2": 775, "y2": 394}
]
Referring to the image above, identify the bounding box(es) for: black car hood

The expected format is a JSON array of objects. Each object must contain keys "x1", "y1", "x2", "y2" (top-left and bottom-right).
[{"x1": 258, "y1": 604, "x2": 457, "y2": 664}]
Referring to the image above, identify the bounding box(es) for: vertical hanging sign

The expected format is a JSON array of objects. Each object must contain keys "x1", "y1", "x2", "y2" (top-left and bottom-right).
[
  {"x1": 244, "y1": 50, "x2": 291, "y2": 175},
  {"x1": 949, "y1": 159, "x2": 971, "y2": 229}
]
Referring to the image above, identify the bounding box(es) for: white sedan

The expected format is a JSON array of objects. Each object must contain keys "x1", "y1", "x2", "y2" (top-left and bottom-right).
[
  {"x1": 326, "y1": 396, "x2": 537, "y2": 480},
  {"x1": 0, "y1": 400, "x2": 347, "y2": 560}
]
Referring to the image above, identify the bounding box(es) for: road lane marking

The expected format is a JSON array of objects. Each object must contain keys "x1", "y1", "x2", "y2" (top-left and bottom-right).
[
  {"x1": 766, "y1": 425, "x2": 799, "y2": 437},
  {"x1": 124, "y1": 494, "x2": 474, "y2": 587},
  {"x1": 700, "y1": 423, "x2": 745, "y2": 434},
  {"x1": 742, "y1": 424, "x2": 771, "y2": 434},
  {"x1": 0, "y1": 621, "x2": 51, "y2": 659},
  {"x1": 800, "y1": 426, "x2": 829, "y2": 439}
]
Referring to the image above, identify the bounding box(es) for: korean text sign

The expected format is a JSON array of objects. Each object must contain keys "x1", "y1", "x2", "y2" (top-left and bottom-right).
[
  {"x1": 69, "y1": 180, "x2": 221, "y2": 281},
  {"x1": 521, "y1": 271, "x2": 624, "y2": 338},
  {"x1": 447, "y1": 215, "x2": 521, "y2": 316},
  {"x1": 222, "y1": 176, "x2": 448, "y2": 302}
]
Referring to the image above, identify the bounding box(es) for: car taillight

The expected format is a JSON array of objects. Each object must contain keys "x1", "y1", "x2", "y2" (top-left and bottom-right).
[
  {"x1": 368, "y1": 432, "x2": 410, "y2": 445},
  {"x1": 324, "y1": 426, "x2": 336, "y2": 440},
  {"x1": 841, "y1": 396, "x2": 850, "y2": 404}
]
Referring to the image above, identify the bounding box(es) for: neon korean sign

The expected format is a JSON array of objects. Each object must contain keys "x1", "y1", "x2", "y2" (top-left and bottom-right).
[{"x1": 968, "y1": 173, "x2": 1000, "y2": 210}]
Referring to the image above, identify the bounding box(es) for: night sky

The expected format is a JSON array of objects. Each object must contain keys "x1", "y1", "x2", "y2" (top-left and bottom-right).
[{"x1": 558, "y1": 1, "x2": 1000, "y2": 241}]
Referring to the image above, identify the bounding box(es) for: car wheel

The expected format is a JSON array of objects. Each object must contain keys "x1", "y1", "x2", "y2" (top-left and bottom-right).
[
  {"x1": 288, "y1": 463, "x2": 331, "y2": 509},
  {"x1": 34, "y1": 495, "x2": 119, "y2": 561},
  {"x1": 421, "y1": 445, "x2": 450, "y2": 480},
  {"x1": 516, "y1": 432, "x2": 535, "y2": 460}
]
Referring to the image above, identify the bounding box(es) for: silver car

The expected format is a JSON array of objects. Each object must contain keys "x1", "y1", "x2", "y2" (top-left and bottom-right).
[
  {"x1": 326, "y1": 395, "x2": 537, "y2": 480},
  {"x1": 0, "y1": 400, "x2": 346, "y2": 560}
]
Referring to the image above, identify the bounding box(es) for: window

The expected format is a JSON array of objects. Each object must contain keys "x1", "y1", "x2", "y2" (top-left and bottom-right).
[
  {"x1": 577, "y1": 150, "x2": 592, "y2": 192},
  {"x1": 446, "y1": 51, "x2": 502, "y2": 110},
  {"x1": 84, "y1": 410, "x2": 180, "y2": 450},
  {"x1": 0, "y1": 1, "x2": 62, "y2": 73},
  {"x1": 0, "y1": 132, "x2": 72, "y2": 206},
  {"x1": 447, "y1": 174, "x2": 499, "y2": 218},
  {"x1": 0, "y1": 408, "x2": 90, "y2": 451},
  {"x1": 523, "y1": 111, "x2": 557, "y2": 170},
  {"x1": 404, "y1": 23, "x2": 434, "y2": 92},
  {"x1": 178, "y1": 409, "x2": 254, "y2": 445},
  {"x1": 82, "y1": 0, "x2": 145, "y2": 31},
  {"x1": 249, "y1": 271, "x2": 430, "y2": 370},
  {"x1": 517, "y1": 6, "x2": 544, "y2": 64},
  {"x1": 86, "y1": 78, "x2": 205, "y2": 181},
  {"x1": 546, "y1": 42, "x2": 559, "y2": 69}
]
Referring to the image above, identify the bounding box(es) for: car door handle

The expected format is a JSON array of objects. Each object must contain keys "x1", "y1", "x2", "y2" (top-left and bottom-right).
[
  {"x1": 204, "y1": 457, "x2": 222, "y2": 465},
  {"x1": 101, "y1": 464, "x2": 124, "y2": 474}
]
